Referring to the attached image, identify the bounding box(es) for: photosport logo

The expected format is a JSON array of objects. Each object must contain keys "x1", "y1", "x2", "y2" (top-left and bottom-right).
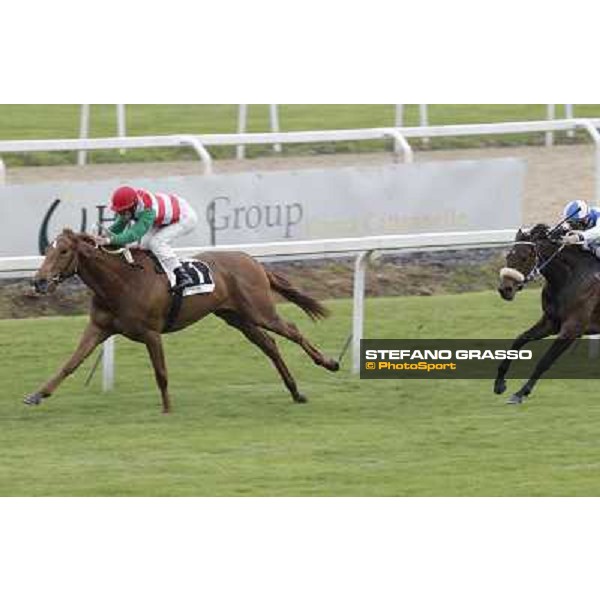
[{"x1": 360, "y1": 339, "x2": 600, "y2": 380}]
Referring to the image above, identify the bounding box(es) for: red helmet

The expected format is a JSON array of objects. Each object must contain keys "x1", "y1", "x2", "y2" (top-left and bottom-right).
[{"x1": 111, "y1": 186, "x2": 138, "y2": 213}]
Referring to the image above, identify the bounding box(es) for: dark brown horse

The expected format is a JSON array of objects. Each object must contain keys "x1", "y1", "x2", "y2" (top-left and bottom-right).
[
  {"x1": 26, "y1": 229, "x2": 339, "y2": 412},
  {"x1": 496, "y1": 223, "x2": 600, "y2": 404}
]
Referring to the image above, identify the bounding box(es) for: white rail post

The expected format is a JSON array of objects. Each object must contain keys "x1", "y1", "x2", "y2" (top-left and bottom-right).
[
  {"x1": 394, "y1": 105, "x2": 404, "y2": 153},
  {"x1": 352, "y1": 250, "x2": 373, "y2": 374},
  {"x1": 102, "y1": 336, "x2": 115, "y2": 392},
  {"x1": 179, "y1": 136, "x2": 214, "y2": 174},
  {"x1": 395, "y1": 104, "x2": 404, "y2": 128},
  {"x1": 385, "y1": 129, "x2": 414, "y2": 163},
  {"x1": 269, "y1": 104, "x2": 282, "y2": 153},
  {"x1": 0, "y1": 158, "x2": 5, "y2": 185},
  {"x1": 116, "y1": 104, "x2": 126, "y2": 154},
  {"x1": 419, "y1": 104, "x2": 430, "y2": 145},
  {"x1": 237, "y1": 104, "x2": 248, "y2": 160},
  {"x1": 546, "y1": 104, "x2": 556, "y2": 147},
  {"x1": 565, "y1": 104, "x2": 575, "y2": 138},
  {"x1": 78, "y1": 104, "x2": 90, "y2": 166}
]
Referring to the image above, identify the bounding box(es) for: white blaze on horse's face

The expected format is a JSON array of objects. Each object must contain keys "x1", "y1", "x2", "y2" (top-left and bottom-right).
[{"x1": 34, "y1": 234, "x2": 78, "y2": 294}]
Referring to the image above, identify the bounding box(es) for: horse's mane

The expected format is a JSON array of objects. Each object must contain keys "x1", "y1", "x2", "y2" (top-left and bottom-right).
[
  {"x1": 529, "y1": 223, "x2": 552, "y2": 240},
  {"x1": 59, "y1": 228, "x2": 154, "y2": 271},
  {"x1": 518, "y1": 223, "x2": 565, "y2": 243},
  {"x1": 60, "y1": 228, "x2": 96, "y2": 246}
]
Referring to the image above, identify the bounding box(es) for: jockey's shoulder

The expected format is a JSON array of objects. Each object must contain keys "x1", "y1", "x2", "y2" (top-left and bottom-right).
[{"x1": 135, "y1": 206, "x2": 156, "y2": 219}]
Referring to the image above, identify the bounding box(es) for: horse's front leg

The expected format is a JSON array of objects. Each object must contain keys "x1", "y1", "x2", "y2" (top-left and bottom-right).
[
  {"x1": 143, "y1": 331, "x2": 171, "y2": 414},
  {"x1": 24, "y1": 321, "x2": 111, "y2": 406},
  {"x1": 506, "y1": 321, "x2": 580, "y2": 405},
  {"x1": 494, "y1": 315, "x2": 557, "y2": 395}
]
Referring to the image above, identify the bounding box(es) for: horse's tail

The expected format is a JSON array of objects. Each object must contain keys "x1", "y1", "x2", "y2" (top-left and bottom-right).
[{"x1": 266, "y1": 270, "x2": 330, "y2": 321}]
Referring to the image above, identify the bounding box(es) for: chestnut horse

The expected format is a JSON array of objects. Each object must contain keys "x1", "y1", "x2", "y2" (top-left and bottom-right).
[{"x1": 26, "y1": 229, "x2": 339, "y2": 412}]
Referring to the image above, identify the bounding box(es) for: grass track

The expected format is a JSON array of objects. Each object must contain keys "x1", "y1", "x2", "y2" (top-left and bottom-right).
[{"x1": 2, "y1": 289, "x2": 600, "y2": 496}]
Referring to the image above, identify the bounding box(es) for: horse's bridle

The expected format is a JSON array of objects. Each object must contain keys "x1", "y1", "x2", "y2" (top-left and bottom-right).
[
  {"x1": 46, "y1": 238, "x2": 80, "y2": 286},
  {"x1": 508, "y1": 239, "x2": 567, "y2": 289}
]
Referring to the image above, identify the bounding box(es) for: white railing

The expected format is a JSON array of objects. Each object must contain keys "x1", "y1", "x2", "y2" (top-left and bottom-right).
[
  {"x1": 1, "y1": 117, "x2": 599, "y2": 194},
  {"x1": 0, "y1": 128, "x2": 415, "y2": 170},
  {"x1": 0, "y1": 135, "x2": 215, "y2": 174},
  {"x1": 0, "y1": 229, "x2": 516, "y2": 384}
]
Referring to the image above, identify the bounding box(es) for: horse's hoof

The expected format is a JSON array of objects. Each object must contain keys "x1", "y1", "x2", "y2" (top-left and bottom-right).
[
  {"x1": 328, "y1": 360, "x2": 340, "y2": 372},
  {"x1": 294, "y1": 394, "x2": 308, "y2": 404},
  {"x1": 23, "y1": 392, "x2": 43, "y2": 406},
  {"x1": 494, "y1": 379, "x2": 507, "y2": 395},
  {"x1": 506, "y1": 394, "x2": 524, "y2": 405}
]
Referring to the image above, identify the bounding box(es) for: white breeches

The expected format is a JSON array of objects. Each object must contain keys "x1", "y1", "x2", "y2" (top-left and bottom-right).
[{"x1": 139, "y1": 201, "x2": 198, "y2": 272}]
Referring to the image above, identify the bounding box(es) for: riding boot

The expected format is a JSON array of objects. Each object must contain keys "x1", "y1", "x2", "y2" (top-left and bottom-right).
[{"x1": 172, "y1": 266, "x2": 194, "y2": 293}]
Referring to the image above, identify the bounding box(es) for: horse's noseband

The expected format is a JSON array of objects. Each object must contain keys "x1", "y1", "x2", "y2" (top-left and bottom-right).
[{"x1": 508, "y1": 239, "x2": 565, "y2": 288}]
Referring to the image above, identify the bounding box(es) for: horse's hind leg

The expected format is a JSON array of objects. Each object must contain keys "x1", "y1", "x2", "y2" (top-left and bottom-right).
[
  {"x1": 507, "y1": 329, "x2": 578, "y2": 405},
  {"x1": 24, "y1": 321, "x2": 111, "y2": 406},
  {"x1": 216, "y1": 310, "x2": 307, "y2": 403},
  {"x1": 255, "y1": 312, "x2": 339, "y2": 373}
]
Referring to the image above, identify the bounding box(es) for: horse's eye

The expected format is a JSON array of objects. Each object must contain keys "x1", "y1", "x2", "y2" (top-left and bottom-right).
[{"x1": 60, "y1": 249, "x2": 68, "y2": 255}]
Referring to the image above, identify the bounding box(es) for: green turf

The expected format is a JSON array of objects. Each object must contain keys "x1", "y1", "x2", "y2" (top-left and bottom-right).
[
  {"x1": 1, "y1": 104, "x2": 599, "y2": 165},
  {"x1": 2, "y1": 288, "x2": 599, "y2": 496}
]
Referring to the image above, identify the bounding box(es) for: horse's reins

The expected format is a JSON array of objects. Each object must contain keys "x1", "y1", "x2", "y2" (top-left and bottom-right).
[
  {"x1": 511, "y1": 239, "x2": 569, "y2": 288},
  {"x1": 507, "y1": 207, "x2": 586, "y2": 289}
]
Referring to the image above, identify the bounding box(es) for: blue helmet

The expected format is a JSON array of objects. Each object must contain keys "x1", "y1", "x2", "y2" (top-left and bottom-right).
[{"x1": 563, "y1": 200, "x2": 590, "y2": 224}]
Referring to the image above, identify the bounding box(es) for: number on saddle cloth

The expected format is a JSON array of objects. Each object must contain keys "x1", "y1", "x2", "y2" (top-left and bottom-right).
[
  {"x1": 143, "y1": 251, "x2": 215, "y2": 296},
  {"x1": 175, "y1": 261, "x2": 215, "y2": 296}
]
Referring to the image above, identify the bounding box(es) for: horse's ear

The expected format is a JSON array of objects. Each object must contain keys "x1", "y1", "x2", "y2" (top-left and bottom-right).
[
  {"x1": 62, "y1": 228, "x2": 75, "y2": 238},
  {"x1": 516, "y1": 228, "x2": 523, "y2": 240}
]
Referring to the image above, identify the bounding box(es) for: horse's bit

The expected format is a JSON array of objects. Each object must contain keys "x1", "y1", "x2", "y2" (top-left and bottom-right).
[{"x1": 511, "y1": 240, "x2": 567, "y2": 288}]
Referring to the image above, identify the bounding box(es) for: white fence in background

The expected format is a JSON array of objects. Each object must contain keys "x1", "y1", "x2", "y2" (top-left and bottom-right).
[
  {"x1": 78, "y1": 104, "x2": 127, "y2": 165},
  {"x1": 0, "y1": 117, "x2": 598, "y2": 195},
  {"x1": 76, "y1": 104, "x2": 574, "y2": 163},
  {"x1": 236, "y1": 104, "x2": 281, "y2": 159},
  {"x1": 0, "y1": 230, "x2": 516, "y2": 386}
]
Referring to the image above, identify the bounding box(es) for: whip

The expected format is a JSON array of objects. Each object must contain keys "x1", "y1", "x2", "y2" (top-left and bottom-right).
[
  {"x1": 337, "y1": 333, "x2": 353, "y2": 366},
  {"x1": 84, "y1": 347, "x2": 103, "y2": 387}
]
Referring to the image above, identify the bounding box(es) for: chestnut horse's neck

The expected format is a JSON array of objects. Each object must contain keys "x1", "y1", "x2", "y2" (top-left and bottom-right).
[{"x1": 75, "y1": 243, "x2": 135, "y2": 308}]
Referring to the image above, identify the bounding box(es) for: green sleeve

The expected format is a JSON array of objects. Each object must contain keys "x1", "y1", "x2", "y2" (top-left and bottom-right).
[
  {"x1": 108, "y1": 214, "x2": 128, "y2": 235},
  {"x1": 109, "y1": 209, "x2": 156, "y2": 246}
]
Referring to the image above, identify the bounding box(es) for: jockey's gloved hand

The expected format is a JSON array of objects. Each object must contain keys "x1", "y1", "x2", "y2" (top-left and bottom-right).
[
  {"x1": 563, "y1": 231, "x2": 584, "y2": 245},
  {"x1": 92, "y1": 235, "x2": 111, "y2": 246}
]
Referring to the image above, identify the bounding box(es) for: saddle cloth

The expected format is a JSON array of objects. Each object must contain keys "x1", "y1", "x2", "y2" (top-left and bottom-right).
[
  {"x1": 105, "y1": 247, "x2": 215, "y2": 297},
  {"x1": 167, "y1": 260, "x2": 215, "y2": 297}
]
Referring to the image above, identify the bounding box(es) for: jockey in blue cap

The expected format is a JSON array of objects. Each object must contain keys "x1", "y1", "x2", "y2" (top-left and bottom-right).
[{"x1": 562, "y1": 200, "x2": 600, "y2": 257}]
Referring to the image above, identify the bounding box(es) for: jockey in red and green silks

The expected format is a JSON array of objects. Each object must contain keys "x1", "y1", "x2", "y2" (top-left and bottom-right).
[{"x1": 95, "y1": 185, "x2": 198, "y2": 292}]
